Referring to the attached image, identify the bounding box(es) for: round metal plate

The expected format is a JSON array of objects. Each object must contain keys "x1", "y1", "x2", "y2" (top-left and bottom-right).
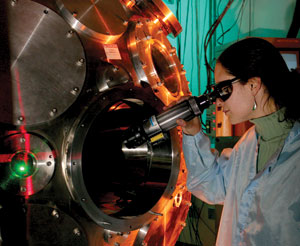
[
  {"x1": 127, "y1": 19, "x2": 190, "y2": 106},
  {"x1": 0, "y1": 0, "x2": 86, "y2": 126},
  {"x1": 0, "y1": 132, "x2": 56, "y2": 196},
  {"x1": 64, "y1": 85, "x2": 181, "y2": 232},
  {"x1": 56, "y1": 0, "x2": 131, "y2": 43}
]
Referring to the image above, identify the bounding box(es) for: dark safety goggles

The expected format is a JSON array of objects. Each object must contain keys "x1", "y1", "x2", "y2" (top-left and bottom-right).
[{"x1": 213, "y1": 77, "x2": 239, "y2": 102}]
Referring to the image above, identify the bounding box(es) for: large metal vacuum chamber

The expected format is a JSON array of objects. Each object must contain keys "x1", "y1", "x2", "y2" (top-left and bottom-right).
[{"x1": 0, "y1": 0, "x2": 191, "y2": 245}]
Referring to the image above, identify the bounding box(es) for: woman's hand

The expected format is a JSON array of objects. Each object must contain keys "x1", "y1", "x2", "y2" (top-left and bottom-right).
[
  {"x1": 163, "y1": 97, "x2": 202, "y2": 136},
  {"x1": 177, "y1": 117, "x2": 202, "y2": 136}
]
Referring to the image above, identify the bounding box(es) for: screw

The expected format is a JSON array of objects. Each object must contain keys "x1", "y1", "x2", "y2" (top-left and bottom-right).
[
  {"x1": 20, "y1": 137, "x2": 26, "y2": 143},
  {"x1": 67, "y1": 29, "x2": 74, "y2": 38},
  {"x1": 71, "y1": 87, "x2": 79, "y2": 95},
  {"x1": 20, "y1": 186, "x2": 27, "y2": 192},
  {"x1": 51, "y1": 210, "x2": 59, "y2": 219},
  {"x1": 44, "y1": 9, "x2": 49, "y2": 14},
  {"x1": 76, "y1": 58, "x2": 85, "y2": 66},
  {"x1": 46, "y1": 161, "x2": 52, "y2": 166},
  {"x1": 49, "y1": 108, "x2": 57, "y2": 117},
  {"x1": 11, "y1": 0, "x2": 18, "y2": 6},
  {"x1": 18, "y1": 116, "x2": 24, "y2": 122},
  {"x1": 73, "y1": 228, "x2": 81, "y2": 236}
]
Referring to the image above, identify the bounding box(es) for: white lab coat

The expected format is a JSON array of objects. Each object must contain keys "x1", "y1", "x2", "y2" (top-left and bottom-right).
[{"x1": 182, "y1": 122, "x2": 300, "y2": 246}]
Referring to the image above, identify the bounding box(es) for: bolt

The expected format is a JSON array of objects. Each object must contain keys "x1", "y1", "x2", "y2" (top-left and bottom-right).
[
  {"x1": 11, "y1": 0, "x2": 18, "y2": 6},
  {"x1": 18, "y1": 116, "x2": 24, "y2": 122},
  {"x1": 51, "y1": 210, "x2": 59, "y2": 219},
  {"x1": 76, "y1": 58, "x2": 85, "y2": 66},
  {"x1": 49, "y1": 108, "x2": 57, "y2": 117},
  {"x1": 46, "y1": 161, "x2": 52, "y2": 166},
  {"x1": 73, "y1": 228, "x2": 81, "y2": 236},
  {"x1": 71, "y1": 87, "x2": 79, "y2": 95},
  {"x1": 180, "y1": 70, "x2": 186, "y2": 75},
  {"x1": 20, "y1": 186, "x2": 27, "y2": 192},
  {"x1": 81, "y1": 198, "x2": 86, "y2": 202},
  {"x1": 67, "y1": 29, "x2": 74, "y2": 38},
  {"x1": 123, "y1": 20, "x2": 128, "y2": 26},
  {"x1": 20, "y1": 137, "x2": 26, "y2": 143},
  {"x1": 44, "y1": 9, "x2": 49, "y2": 14},
  {"x1": 114, "y1": 243, "x2": 120, "y2": 246},
  {"x1": 186, "y1": 201, "x2": 192, "y2": 207}
]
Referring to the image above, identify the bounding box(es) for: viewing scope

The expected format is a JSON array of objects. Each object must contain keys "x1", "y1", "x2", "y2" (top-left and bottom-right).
[{"x1": 123, "y1": 79, "x2": 235, "y2": 149}]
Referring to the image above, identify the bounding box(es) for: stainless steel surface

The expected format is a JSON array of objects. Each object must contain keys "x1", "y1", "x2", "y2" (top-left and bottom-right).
[
  {"x1": 127, "y1": 18, "x2": 190, "y2": 106},
  {"x1": 63, "y1": 86, "x2": 181, "y2": 232},
  {"x1": 56, "y1": 0, "x2": 132, "y2": 43},
  {"x1": 0, "y1": 1, "x2": 191, "y2": 245},
  {"x1": 133, "y1": 224, "x2": 150, "y2": 246},
  {"x1": 0, "y1": 132, "x2": 55, "y2": 196},
  {"x1": 132, "y1": 0, "x2": 182, "y2": 37},
  {"x1": 1, "y1": 0, "x2": 86, "y2": 126},
  {"x1": 96, "y1": 62, "x2": 131, "y2": 92}
]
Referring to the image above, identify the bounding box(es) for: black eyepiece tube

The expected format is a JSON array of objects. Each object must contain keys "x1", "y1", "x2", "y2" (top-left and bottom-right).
[{"x1": 123, "y1": 89, "x2": 218, "y2": 148}]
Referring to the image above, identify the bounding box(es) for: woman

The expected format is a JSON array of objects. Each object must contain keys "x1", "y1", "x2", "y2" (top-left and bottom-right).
[{"x1": 178, "y1": 38, "x2": 300, "y2": 245}]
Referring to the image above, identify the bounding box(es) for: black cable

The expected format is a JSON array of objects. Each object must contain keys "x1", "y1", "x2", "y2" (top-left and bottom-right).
[
  {"x1": 203, "y1": 0, "x2": 234, "y2": 93},
  {"x1": 217, "y1": 0, "x2": 246, "y2": 44},
  {"x1": 287, "y1": 0, "x2": 300, "y2": 38}
]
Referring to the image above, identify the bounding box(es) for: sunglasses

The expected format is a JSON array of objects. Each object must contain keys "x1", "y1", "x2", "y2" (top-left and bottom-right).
[{"x1": 213, "y1": 77, "x2": 239, "y2": 102}]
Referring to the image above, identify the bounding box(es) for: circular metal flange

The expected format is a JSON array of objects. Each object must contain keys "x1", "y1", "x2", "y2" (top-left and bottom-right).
[
  {"x1": 63, "y1": 86, "x2": 181, "y2": 232},
  {"x1": 0, "y1": 0, "x2": 86, "y2": 126},
  {"x1": 133, "y1": 0, "x2": 182, "y2": 37},
  {"x1": 127, "y1": 19, "x2": 190, "y2": 106},
  {"x1": 151, "y1": 0, "x2": 182, "y2": 37},
  {"x1": 0, "y1": 132, "x2": 56, "y2": 196},
  {"x1": 55, "y1": 0, "x2": 132, "y2": 43}
]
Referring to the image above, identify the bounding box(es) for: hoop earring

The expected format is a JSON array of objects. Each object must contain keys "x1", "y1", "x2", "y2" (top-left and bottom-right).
[{"x1": 252, "y1": 98, "x2": 257, "y2": 111}]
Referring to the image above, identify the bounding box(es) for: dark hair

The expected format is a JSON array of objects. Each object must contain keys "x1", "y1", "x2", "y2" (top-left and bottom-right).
[{"x1": 217, "y1": 37, "x2": 300, "y2": 123}]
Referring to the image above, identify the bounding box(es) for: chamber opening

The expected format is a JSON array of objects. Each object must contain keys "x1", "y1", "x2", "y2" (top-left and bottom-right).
[
  {"x1": 151, "y1": 43, "x2": 179, "y2": 95},
  {"x1": 82, "y1": 99, "x2": 173, "y2": 218}
]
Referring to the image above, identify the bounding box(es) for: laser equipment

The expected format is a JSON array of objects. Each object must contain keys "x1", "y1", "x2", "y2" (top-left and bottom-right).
[{"x1": 123, "y1": 79, "x2": 235, "y2": 149}]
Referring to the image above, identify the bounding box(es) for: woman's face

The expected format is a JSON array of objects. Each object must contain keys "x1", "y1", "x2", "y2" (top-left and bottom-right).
[{"x1": 214, "y1": 63, "x2": 254, "y2": 125}]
